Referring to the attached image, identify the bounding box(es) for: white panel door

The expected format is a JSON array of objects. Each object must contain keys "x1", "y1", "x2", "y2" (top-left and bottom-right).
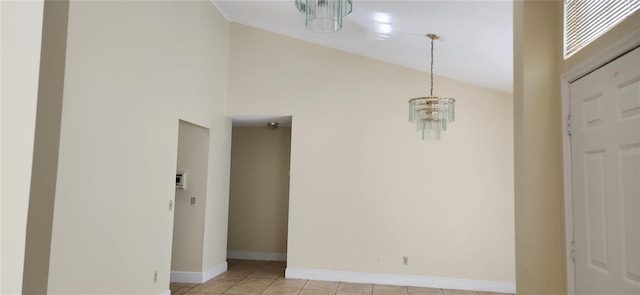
[{"x1": 570, "y1": 46, "x2": 640, "y2": 295}]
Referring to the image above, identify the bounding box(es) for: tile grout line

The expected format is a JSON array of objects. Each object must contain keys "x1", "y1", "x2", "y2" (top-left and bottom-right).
[
  {"x1": 257, "y1": 273, "x2": 277, "y2": 295},
  {"x1": 254, "y1": 262, "x2": 282, "y2": 295},
  {"x1": 296, "y1": 279, "x2": 310, "y2": 295},
  {"x1": 223, "y1": 264, "x2": 259, "y2": 294}
]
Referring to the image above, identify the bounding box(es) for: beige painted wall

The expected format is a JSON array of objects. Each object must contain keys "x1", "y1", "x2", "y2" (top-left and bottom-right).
[
  {"x1": 43, "y1": 1, "x2": 231, "y2": 293},
  {"x1": 0, "y1": 1, "x2": 44, "y2": 293},
  {"x1": 513, "y1": 1, "x2": 566, "y2": 294},
  {"x1": 228, "y1": 127, "x2": 291, "y2": 255},
  {"x1": 172, "y1": 121, "x2": 211, "y2": 272},
  {"x1": 514, "y1": 2, "x2": 639, "y2": 294},
  {"x1": 227, "y1": 24, "x2": 515, "y2": 283}
]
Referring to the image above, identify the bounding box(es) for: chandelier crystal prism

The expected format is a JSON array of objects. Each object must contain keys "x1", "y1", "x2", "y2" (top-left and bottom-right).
[
  {"x1": 295, "y1": 0, "x2": 353, "y2": 32},
  {"x1": 408, "y1": 34, "x2": 456, "y2": 140}
]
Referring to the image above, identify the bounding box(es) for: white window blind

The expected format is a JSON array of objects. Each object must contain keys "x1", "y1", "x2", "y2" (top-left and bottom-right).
[{"x1": 565, "y1": 0, "x2": 640, "y2": 58}]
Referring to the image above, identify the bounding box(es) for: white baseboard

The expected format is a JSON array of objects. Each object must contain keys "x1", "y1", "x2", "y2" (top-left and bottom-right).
[
  {"x1": 227, "y1": 251, "x2": 287, "y2": 261},
  {"x1": 203, "y1": 261, "x2": 228, "y2": 282},
  {"x1": 170, "y1": 271, "x2": 203, "y2": 284},
  {"x1": 170, "y1": 261, "x2": 228, "y2": 284},
  {"x1": 158, "y1": 289, "x2": 171, "y2": 295},
  {"x1": 285, "y1": 268, "x2": 516, "y2": 294}
]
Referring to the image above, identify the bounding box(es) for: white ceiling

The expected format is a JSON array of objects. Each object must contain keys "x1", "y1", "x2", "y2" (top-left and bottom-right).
[{"x1": 213, "y1": 0, "x2": 513, "y2": 94}]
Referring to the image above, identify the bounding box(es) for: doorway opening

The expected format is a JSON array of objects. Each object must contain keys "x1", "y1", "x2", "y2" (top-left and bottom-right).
[
  {"x1": 226, "y1": 116, "x2": 293, "y2": 268},
  {"x1": 170, "y1": 120, "x2": 211, "y2": 283}
]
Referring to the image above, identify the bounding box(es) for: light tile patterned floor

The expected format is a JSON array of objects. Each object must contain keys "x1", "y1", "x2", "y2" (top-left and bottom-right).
[{"x1": 170, "y1": 260, "x2": 513, "y2": 295}]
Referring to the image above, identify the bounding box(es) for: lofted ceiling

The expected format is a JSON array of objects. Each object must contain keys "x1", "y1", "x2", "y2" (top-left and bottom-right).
[{"x1": 213, "y1": 0, "x2": 513, "y2": 94}]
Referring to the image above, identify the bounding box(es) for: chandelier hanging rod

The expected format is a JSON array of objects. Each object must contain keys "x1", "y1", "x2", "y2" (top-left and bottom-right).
[{"x1": 426, "y1": 34, "x2": 439, "y2": 96}]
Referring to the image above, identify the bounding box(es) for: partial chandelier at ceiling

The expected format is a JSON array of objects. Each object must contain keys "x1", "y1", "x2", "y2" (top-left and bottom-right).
[
  {"x1": 295, "y1": 0, "x2": 353, "y2": 33},
  {"x1": 408, "y1": 34, "x2": 456, "y2": 140}
]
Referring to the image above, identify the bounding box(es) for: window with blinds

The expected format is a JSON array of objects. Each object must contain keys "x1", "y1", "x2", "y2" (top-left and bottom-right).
[{"x1": 564, "y1": 0, "x2": 640, "y2": 58}]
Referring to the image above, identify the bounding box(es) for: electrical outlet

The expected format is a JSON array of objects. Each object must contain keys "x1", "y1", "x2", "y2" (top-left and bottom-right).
[
  {"x1": 190, "y1": 197, "x2": 196, "y2": 206},
  {"x1": 153, "y1": 271, "x2": 158, "y2": 283},
  {"x1": 403, "y1": 256, "x2": 408, "y2": 265}
]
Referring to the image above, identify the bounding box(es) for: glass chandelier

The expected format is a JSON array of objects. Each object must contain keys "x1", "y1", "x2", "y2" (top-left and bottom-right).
[
  {"x1": 295, "y1": 0, "x2": 353, "y2": 32},
  {"x1": 408, "y1": 34, "x2": 455, "y2": 140}
]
